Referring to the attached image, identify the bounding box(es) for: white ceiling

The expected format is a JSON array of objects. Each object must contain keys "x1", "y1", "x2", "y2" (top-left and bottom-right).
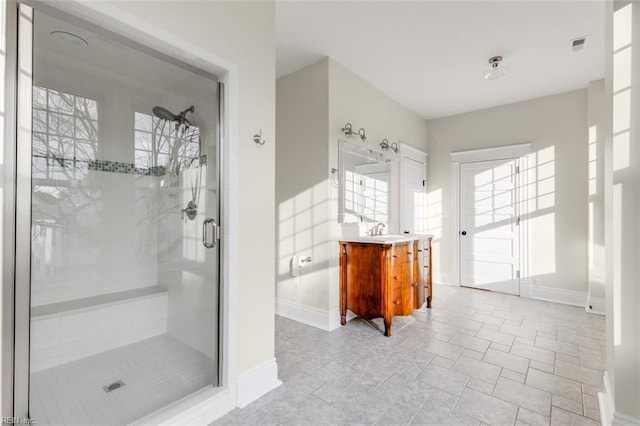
[{"x1": 276, "y1": 1, "x2": 605, "y2": 119}]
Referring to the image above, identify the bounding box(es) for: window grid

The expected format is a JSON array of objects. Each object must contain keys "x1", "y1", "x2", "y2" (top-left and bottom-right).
[
  {"x1": 134, "y1": 112, "x2": 201, "y2": 173},
  {"x1": 32, "y1": 86, "x2": 99, "y2": 180}
]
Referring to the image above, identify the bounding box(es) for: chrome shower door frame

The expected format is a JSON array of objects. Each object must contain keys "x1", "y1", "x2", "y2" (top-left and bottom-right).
[
  {"x1": 7, "y1": 2, "x2": 227, "y2": 420},
  {"x1": 13, "y1": 2, "x2": 33, "y2": 419}
]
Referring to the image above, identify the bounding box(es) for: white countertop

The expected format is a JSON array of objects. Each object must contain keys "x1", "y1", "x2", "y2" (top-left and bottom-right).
[{"x1": 339, "y1": 234, "x2": 434, "y2": 245}]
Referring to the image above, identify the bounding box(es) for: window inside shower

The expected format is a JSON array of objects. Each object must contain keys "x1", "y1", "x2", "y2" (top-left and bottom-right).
[{"x1": 27, "y1": 9, "x2": 220, "y2": 425}]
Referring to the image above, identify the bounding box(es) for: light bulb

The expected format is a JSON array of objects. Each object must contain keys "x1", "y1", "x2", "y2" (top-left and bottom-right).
[{"x1": 484, "y1": 56, "x2": 508, "y2": 80}]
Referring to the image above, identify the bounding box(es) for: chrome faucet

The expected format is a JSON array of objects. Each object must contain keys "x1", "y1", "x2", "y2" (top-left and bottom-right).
[{"x1": 370, "y1": 222, "x2": 386, "y2": 236}]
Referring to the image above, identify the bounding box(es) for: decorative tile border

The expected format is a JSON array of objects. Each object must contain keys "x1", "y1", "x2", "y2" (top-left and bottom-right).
[
  {"x1": 88, "y1": 159, "x2": 166, "y2": 176},
  {"x1": 32, "y1": 153, "x2": 203, "y2": 177}
]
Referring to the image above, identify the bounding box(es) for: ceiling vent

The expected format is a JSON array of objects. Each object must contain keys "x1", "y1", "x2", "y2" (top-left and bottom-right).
[{"x1": 571, "y1": 36, "x2": 589, "y2": 52}]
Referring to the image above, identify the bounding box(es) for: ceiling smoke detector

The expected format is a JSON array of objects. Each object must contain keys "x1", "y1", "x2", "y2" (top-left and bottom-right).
[
  {"x1": 571, "y1": 35, "x2": 589, "y2": 52},
  {"x1": 484, "y1": 55, "x2": 508, "y2": 80}
]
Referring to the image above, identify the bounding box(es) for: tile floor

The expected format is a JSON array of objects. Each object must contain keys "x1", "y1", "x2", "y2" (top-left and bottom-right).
[
  {"x1": 215, "y1": 284, "x2": 605, "y2": 425},
  {"x1": 31, "y1": 334, "x2": 215, "y2": 425}
]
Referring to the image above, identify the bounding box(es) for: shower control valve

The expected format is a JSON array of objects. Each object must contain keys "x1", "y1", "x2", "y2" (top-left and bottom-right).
[{"x1": 181, "y1": 200, "x2": 198, "y2": 221}]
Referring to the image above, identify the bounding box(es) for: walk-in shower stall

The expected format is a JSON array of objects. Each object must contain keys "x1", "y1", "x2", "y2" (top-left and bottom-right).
[{"x1": 11, "y1": 5, "x2": 222, "y2": 423}]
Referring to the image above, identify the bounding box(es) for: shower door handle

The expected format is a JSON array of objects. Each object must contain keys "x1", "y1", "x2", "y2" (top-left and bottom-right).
[{"x1": 203, "y1": 218, "x2": 218, "y2": 249}]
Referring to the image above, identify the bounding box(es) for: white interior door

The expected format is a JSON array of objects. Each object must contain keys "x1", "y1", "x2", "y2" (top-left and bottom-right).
[
  {"x1": 460, "y1": 158, "x2": 520, "y2": 295},
  {"x1": 400, "y1": 152, "x2": 427, "y2": 234}
]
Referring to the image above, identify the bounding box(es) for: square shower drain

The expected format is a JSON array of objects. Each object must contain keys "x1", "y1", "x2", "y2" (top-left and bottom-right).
[{"x1": 103, "y1": 380, "x2": 126, "y2": 393}]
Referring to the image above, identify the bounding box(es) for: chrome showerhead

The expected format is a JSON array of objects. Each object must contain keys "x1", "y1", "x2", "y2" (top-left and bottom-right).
[
  {"x1": 152, "y1": 106, "x2": 178, "y2": 121},
  {"x1": 152, "y1": 105, "x2": 195, "y2": 131}
]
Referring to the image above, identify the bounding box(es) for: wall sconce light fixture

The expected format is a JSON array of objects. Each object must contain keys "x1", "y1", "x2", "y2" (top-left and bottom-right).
[{"x1": 341, "y1": 122, "x2": 367, "y2": 142}]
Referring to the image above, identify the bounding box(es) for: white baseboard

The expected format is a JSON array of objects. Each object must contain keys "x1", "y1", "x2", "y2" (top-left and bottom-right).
[
  {"x1": 275, "y1": 297, "x2": 333, "y2": 331},
  {"x1": 519, "y1": 282, "x2": 596, "y2": 310},
  {"x1": 236, "y1": 358, "x2": 281, "y2": 408},
  {"x1": 530, "y1": 285, "x2": 586, "y2": 306},
  {"x1": 587, "y1": 297, "x2": 605, "y2": 315},
  {"x1": 519, "y1": 280, "x2": 532, "y2": 298},
  {"x1": 600, "y1": 371, "x2": 640, "y2": 425},
  {"x1": 599, "y1": 371, "x2": 614, "y2": 426},
  {"x1": 275, "y1": 297, "x2": 356, "y2": 331},
  {"x1": 614, "y1": 413, "x2": 640, "y2": 426},
  {"x1": 329, "y1": 309, "x2": 356, "y2": 331}
]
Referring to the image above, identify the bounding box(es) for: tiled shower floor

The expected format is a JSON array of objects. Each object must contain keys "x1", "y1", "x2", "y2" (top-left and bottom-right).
[{"x1": 30, "y1": 334, "x2": 215, "y2": 425}]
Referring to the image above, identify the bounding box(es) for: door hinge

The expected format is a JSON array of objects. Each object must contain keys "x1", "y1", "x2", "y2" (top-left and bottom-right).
[
  {"x1": 516, "y1": 270, "x2": 520, "y2": 278},
  {"x1": 422, "y1": 179, "x2": 426, "y2": 187},
  {"x1": 359, "y1": 179, "x2": 363, "y2": 186},
  {"x1": 516, "y1": 216, "x2": 520, "y2": 226},
  {"x1": 515, "y1": 166, "x2": 520, "y2": 174}
]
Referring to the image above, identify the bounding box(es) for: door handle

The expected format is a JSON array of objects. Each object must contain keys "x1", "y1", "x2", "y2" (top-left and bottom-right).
[
  {"x1": 460, "y1": 231, "x2": 467, "y2": 236},
  {"x1": 203, "y1": 218, "x2": 219, "y2": 248}
]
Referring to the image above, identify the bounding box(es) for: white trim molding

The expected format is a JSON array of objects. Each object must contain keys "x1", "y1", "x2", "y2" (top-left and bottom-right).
[
  {"x1": 599, "y1": 371, "x2": 640, "y2": 426},
  {"x1": 519, "y1": 282, "x2": 605, "y2": 314},
  {"x1": 450, "y1": 143, "x2": 533, "y2": 163},
  {"x1": 276, "y1": 298, "x2": 333, "y2": 331},
  {"x1": 519, "y1": 280, "x2": 532, "y2": 299},
  {"x1": 587, "y1": 297, "x2": 606, "y2": 315},
  {"x1": 599, "y1": 371, "x2": 614, "y2": 426},
  {"x1": 451, "y1": 162, "x2": 461, "y2": 286},
  {"x1": 400, "y1": 142, "x2": 428, "y2": 161},
  {"x1": 520, "y1": 282, "x2": 586, "y2": 307},
  {"x1": 275, "y1": 298, "x2": 355, "y2": 332},
  {"x1": 614, "y1": 413, "x2": 640, "y2": 426},
  {"x1": 450, "y1": 143, "x2": 531, "y2": 289},
  {"x1": 236, "y1": 358, "x2": 282, "y2": 408}
]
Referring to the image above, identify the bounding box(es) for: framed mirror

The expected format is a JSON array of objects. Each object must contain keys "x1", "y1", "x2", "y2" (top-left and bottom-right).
[{"x1": 338, "y1": 139, "x2": 391, "y2": 224}]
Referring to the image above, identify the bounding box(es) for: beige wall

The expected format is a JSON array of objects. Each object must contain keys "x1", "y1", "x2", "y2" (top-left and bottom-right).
[
  {"x1": 107, "y1": 1, "x2": 276, "y2": 373},
  {"x1": 276, "y1": 59, "x2": 330, "y2": 311},
  {"x1": 275, "y1": 57, "x2": 428, "y2": 320},
  {"x1": 427, "y1": 89, "x2": 589, "y2": 294}
]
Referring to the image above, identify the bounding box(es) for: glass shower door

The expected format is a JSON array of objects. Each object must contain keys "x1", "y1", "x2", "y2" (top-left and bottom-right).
[{"x1": 18, "y1": 6, "x2": 221, "y2": 424}]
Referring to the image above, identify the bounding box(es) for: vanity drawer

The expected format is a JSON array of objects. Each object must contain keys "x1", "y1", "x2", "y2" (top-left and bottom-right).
[
  {"x1": 417, "y1": 240, "x2": 430, "y2": 254},
  {"x1": 391, "y1": 244, "x2": 409, "y2": 260},
  {"x1": 392, "y1": 287, "x2": 403, "y2": 315}
]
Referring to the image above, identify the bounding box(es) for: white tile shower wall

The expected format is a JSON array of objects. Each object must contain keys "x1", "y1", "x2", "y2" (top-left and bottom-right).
[
  {"x1": 31, "y1": 40, "x2": 218, "y2": 306},
  {"x1": 31, "y1": 172, "x2": 159, "y2": 305},
  {"x1": 30, "y1": 292, "x2": 168, "y2": 372},
  {"x1": 157, "y1": 164, "x2": 218, "y2": 360}
]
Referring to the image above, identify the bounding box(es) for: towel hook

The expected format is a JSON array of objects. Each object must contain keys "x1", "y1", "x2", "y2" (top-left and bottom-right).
[{"x1": 253, "y1": 130, "x2": 266, "y2": 145}]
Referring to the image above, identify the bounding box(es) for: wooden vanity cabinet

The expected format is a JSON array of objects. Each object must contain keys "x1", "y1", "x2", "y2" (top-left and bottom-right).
[{"x1": 339, "y1": 236, "x2": 433, "y2": 336}]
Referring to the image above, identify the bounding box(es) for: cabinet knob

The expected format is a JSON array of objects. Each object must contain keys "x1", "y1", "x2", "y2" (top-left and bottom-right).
[
  {"x1": 393, "y1": 300, "x2": 400, "y2": 305},
  {"x1": 412, "y1": 283, "x2": 418, "y2": 288},
  {"x1": 393, "y1": 276, "x2": 399, "y2": 280}
]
